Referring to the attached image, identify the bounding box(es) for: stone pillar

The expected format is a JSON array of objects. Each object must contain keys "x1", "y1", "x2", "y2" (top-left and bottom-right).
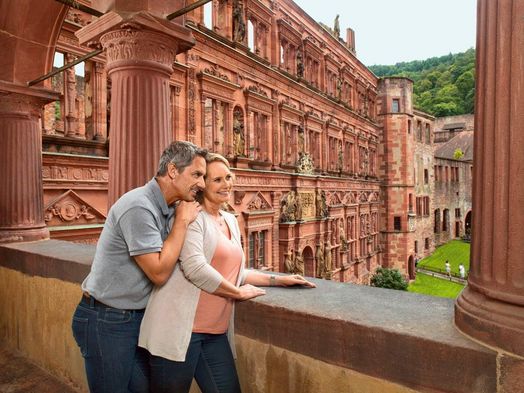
[
  {"x1": 64, "y1": 53, "x2": 78, "y2": 138},
  {"x1": 85, "y1": 61, "x2": 107, "y2": 141},
  {"x1": 455, "y1": 0, "x2": 524, "y2": 357},
  {"x1": 76, "y1": 12, "x2": 194, "y2": 207},
  {"x1": 0, "y1": 82, "x2": 59, "y2": 243}
]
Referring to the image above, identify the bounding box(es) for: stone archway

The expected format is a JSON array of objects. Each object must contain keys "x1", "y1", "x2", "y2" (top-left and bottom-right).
[
  {"x1": 408, "y1": 255, "x2": 416, "y2": 280},
  {"x1": 302, "y1": 246, "x2": 314, "y2": 277},
  {"x1": 465, "y1": 211, "x2": 472, "y2": 236}
]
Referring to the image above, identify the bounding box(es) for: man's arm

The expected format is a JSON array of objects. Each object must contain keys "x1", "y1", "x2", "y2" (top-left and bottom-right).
[{"x1": 134, "y1": 201, "x2": 201, "y2": 286}]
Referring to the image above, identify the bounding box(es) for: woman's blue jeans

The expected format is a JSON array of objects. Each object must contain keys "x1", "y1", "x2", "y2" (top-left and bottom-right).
[
  {"x1": 150, "y1": 332, "x2": 242, "y2": 393},
  {"x1": 71, "y1": 295, "x2": 149, "y2": 393}
]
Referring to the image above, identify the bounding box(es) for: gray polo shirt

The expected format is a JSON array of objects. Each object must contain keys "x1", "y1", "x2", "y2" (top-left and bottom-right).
[{"x1": 82, "y1": 178, "x2": 174, "y2": 309}]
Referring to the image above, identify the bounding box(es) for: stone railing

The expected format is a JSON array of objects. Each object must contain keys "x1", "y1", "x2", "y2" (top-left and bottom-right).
[{"x1": 0, "y1": 240, "x2": 521, "y2": 392}]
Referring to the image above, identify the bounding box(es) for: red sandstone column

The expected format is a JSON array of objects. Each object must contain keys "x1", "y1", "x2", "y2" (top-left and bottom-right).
[
  {"x1": 455, "y1": 0, "x2": 524, "y2": 357},
  {"x1": 0, "y1": 82, "x2": 59, "y2": 242},
  {"x1": 64, "y1": 53, "x2": 78, "y2": 138},
  {"x1": 76, "y1": 12, "x2": 194, "y2": 207}
]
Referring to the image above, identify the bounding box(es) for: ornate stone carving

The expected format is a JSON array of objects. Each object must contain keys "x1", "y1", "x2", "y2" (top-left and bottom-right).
[
  {"x1": 326, "y1": 192, "x2": 343, "y2": 207},
  {"x1": 359, "y1": 191, "x2": 369, "y2": 203},
  {"x1": 247, "y1": 192, "x2": 271, "y2": 211},
  {"x1": 280, "y1": 191, "x2": 301, "y2": 222},
  {"x1": 234, "y1": 190, "x2": 246, "y2": 205},
  {"x1": 203, "y1": 64, "x2": 230, "y2": 82},
  {"x1": 294, "y1": 250, "x2": 304, "y2": 275},
  {"x1": 296, "y1": 49, "x2": 304, "y2": 78},
  {"x1": 316, "y1": 190, "x2": 328, "y2": 218},
  {"x1": 284, "y1": 250, "x2": 295, "y2": 273},
  {"x1": 295, "y1": 152, "x2": 314, "y2": 174},
  {"x1": 316, "y1": 242, "x2": 325, "y2": 278},
  {"x1": 298, "y1": 192, "x2": 315, "y2": 219},
  {"x1": 100, "y1": 28, "x2": 177, "y2": 70},
  {"x1": 187, "y1": 68, "x2": 196, "y2": 137},
  {"x1": 247, "y1": 83, "x2": 268, "y2": 97},
  {"x1": 44, "y1": 190, "x2": 106, "y2": 226},
  {"x1": 233, "y1": 107, "x2": 245, "y2": 156},
  {"x1": 324, "y1": 240, "x2": 333, "y2": 272},
  {"x1": 233, "y1": 0, "x2": 246, "y2": 42},
  {"x1": 339, "y1": 220, "x2": 348, "y2": 251}
]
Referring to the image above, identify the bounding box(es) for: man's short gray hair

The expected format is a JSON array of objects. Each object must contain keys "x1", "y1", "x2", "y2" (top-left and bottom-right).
[{"x1": 156, "y1": 141, "x2": 207, "y2": 176}]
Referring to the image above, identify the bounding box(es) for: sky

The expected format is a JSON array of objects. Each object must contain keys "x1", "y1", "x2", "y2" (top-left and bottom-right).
[{"x1": 293, "y1": 0, "x2": 477, "y2": 66}]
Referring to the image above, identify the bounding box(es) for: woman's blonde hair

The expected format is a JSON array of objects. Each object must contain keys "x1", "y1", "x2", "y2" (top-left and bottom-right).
[{"x1": 205, "y1": 152, "x2": 231, "y2": 168}]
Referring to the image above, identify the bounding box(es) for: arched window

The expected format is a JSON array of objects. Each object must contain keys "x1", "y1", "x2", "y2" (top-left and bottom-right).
[
  {"x1": 443, "y1": 209, "x2": 450, "y2": 232},
  {"x1": 434, "y1": 209, "x2": 441, "y2": 233}
]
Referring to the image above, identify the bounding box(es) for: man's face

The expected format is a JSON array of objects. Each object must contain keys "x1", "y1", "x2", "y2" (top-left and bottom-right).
[{"x1": 171, "y1": 156, "x2": 206, "y2": 202}]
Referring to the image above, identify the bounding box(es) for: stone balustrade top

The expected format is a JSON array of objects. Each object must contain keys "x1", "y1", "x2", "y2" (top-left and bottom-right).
[{"x1": 0, "y1": 239, "x2": 521, "y2": 392}]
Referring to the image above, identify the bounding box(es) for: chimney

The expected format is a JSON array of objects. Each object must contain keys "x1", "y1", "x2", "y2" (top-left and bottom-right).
[{"x1": 346, "y1": 28, "x2": 356, "y2": 54}]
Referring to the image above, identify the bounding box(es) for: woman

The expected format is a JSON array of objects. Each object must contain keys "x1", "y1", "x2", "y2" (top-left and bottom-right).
[{"x1": 139, "y1": 153, "x2": 315, "y2": 393}]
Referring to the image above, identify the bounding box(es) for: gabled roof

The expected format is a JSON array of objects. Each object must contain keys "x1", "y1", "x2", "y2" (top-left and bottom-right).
[{"x1": 434, "y1": 131, "x2": 474, "y2": 162}]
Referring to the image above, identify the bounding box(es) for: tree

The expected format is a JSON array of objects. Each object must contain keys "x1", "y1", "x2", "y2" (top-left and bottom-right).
[
  {"x1": 369, "y1": 48, "x2": 476, "y2": 116},
  {"x1": 370, "y1": 267, "x2": 408, "y2": 291},
  {"x1": 454, "y1": 148, "x2": 464, "y2": 160}
]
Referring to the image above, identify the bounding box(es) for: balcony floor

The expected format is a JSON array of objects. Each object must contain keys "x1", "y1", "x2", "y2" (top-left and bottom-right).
[{"x1": 0, "y1": 343, "x2": 78, "y2": 393}]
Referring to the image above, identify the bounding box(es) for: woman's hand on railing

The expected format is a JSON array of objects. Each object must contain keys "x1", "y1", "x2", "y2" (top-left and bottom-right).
[
  {"x1": 236, "y1": 284, "x2": 266, "y2": 301},
  {"x1": 277, "y1": 274, "x2": 316, "y2": 288}
]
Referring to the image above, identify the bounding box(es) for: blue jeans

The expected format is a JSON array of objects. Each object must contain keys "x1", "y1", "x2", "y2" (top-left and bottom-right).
[
  {"x1": 150, "y1": 333, "x2": 242, "y2": 393},
  {"x1": 71, "y1": 295, "x2": 149, "y2": 393}
]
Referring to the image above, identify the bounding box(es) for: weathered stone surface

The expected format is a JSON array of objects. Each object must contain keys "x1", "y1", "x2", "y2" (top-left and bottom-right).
[{"x1": 0, "y1": 344, "x2": 78, "y2": 393}]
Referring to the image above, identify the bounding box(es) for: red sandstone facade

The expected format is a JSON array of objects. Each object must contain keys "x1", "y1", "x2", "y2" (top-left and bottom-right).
[
  {"x1": 36, "y1": 0, "x2": 475, "y2": 283},
  {"x1": 1, "y1": 0, "x2": 523, "y2": 361},
  {"x1": 39, "y1": 0, "x2": 385, "y2": 284}
]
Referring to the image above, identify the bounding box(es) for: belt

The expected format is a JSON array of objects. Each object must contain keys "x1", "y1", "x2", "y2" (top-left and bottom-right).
[
  {"x1": 82, "y1": 292, "x2": 112, "y2": 308},
  {"x1": 81, "y1": 292, "x2": 145, "y2": 313}
]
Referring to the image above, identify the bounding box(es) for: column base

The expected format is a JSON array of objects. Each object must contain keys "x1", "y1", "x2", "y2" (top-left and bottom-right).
[
  {"x1": 0, "y1": 226, "x2": 50, "y2": 243},
  {"x1": 455, "y1": 286, "x2": 524, "y2": 357}
]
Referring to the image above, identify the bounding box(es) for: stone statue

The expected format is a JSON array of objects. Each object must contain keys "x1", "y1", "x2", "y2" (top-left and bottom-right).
[
  {"x1": 315, "y1": 190, "x2": 328, "y2": 218},
  {"x1": 284, "y1": 251, "x2": 295, "y2": 273},
  {"x1": 280, "y1": 191, "x2": 297, "y2": 222},
  {"x1": 336, "y1": 77, "x2": 342, "y2": 100},
  {"x1": 297, "y1": 125, "x2": 305, "y2": 153},
  {"x1": 294, "y1": 250, "x2": 304, "y2": 275},
  {"x1": 338, "y1": 145, "x2": 343, "y2": 172},
  {"x1": 339, "y1": 220, "x2": 348, "y2": 251},
  {"x1": 316, "y1": 243, "x2": 325, "y2": 278},
  {"x1": 296, "y1": 152, "x2": 314, "y2": 175},
  {"x1": 324, "y1": 240, "x2": 332, "y2": 272},
  {"x1": 233, "y1": 0, "x2": 246, "y2": 42},
  {"x1": 333, "y1": 14, "x2": 340, "y2": 38},
  {"x1": 295, "y1": 192, "x2": 303, "y2": 221},
  {"x1": 233, "y1": 115, "x2": 245, "y2": 156},
  {"x1": 296, "y1": 50, "x2": 304, "y2": 78}
]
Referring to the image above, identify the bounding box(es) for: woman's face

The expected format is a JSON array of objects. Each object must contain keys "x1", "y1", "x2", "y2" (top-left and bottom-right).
[{"x1": 203, "y1": 161, "x2": 234, "y2": 205}]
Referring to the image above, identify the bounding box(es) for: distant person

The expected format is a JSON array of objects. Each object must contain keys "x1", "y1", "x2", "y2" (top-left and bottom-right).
[
  {"x1": 459, "y1": 263, "x2": 465, "y2": 279},
  {"x1": 72, "y1": 141, "x2": 207, "y2": 393},
  {"x1": 445, "y1": 260, "x2": 451, "y2": 278}
]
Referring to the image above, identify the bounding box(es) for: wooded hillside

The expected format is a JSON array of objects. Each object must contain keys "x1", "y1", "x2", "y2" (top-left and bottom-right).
[{"x1": 369, "y1": 49, "x2": 475, "y2": 116}]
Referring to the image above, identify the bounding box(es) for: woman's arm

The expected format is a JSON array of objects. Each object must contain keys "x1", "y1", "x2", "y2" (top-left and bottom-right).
[
  {"x1": 244, "y1": 271, "x2": 316, "y2": 288},
  {"x1": 178, "y1": 217, "x2": 265, "y2": 300}
]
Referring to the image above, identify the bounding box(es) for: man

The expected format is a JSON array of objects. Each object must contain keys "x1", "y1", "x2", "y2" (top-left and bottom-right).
[{"x1": 72, "y1": 141, "x2": 207, "y2": 393}]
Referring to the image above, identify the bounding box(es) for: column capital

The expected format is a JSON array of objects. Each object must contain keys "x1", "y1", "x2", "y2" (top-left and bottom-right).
[
  {"x1": 0, "y1": 81, "x2": 59, "y2": 116},
  {"x1": 76, "y1": 11, "x2": 195, "y2": 65}
]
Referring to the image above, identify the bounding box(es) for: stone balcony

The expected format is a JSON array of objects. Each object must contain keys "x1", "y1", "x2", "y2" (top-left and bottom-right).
[{"x1": 0, "y1": 240, "x2": 522, "y2": 393}]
